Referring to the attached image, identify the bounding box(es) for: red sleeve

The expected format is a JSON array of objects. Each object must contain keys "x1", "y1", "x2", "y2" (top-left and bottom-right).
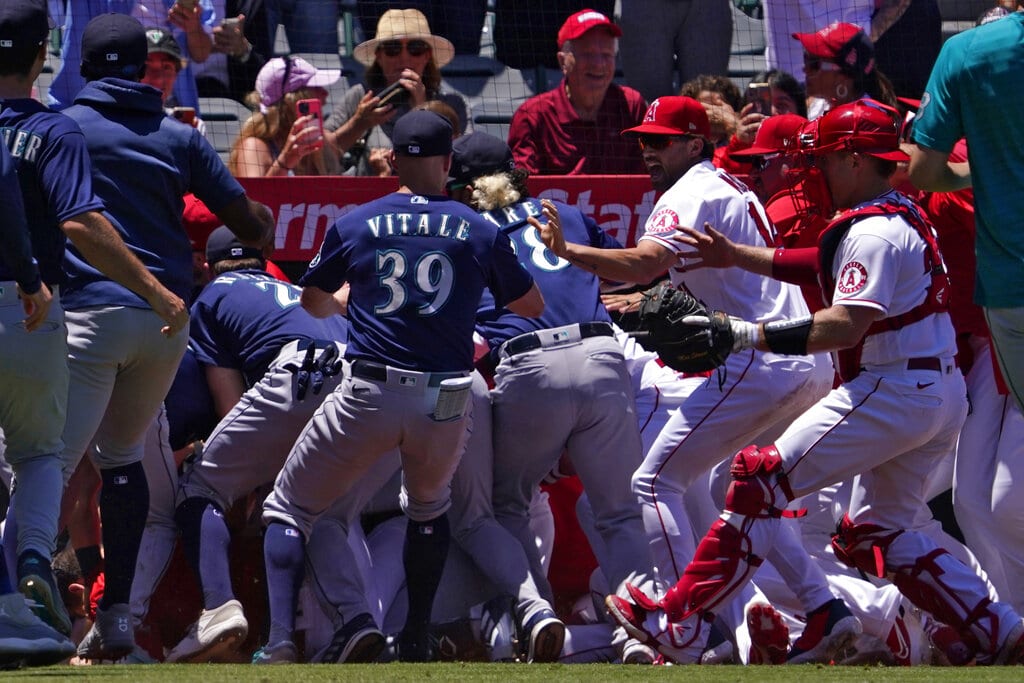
[
  {"x1": 771, "y1": 246, "x2": 821, "y2": 287},
  {"x1": 263, "y1": 259, "x2": 291, "y2": 282},
  {"x1": 508, "y1": 101, "x2": 541, "y2": 175}
]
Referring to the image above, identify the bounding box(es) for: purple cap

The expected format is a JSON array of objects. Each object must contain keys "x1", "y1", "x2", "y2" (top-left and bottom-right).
[{"x1": 256, "y1": 56, "x2": 341, "y2": 112}]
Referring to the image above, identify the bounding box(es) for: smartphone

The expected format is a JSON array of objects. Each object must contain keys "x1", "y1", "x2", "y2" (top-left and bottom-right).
[
  {"x1": 171, "y1": 106, "x2": 197, "y2": 127},
  {"x1": 745, "y1": 82, "x2": 772, "y2": 116},
  {"x1": 297, "y1": 98, "x2": 324, "y2": 145},
  {"x1": 375, "y1": 81, "x2": 410, "y2": 109}
]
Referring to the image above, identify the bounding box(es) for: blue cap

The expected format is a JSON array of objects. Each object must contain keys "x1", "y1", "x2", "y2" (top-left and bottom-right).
[
  {"x1": 81, "y1": 13, "x2": 148, "y2": 78},
  {"x1": 205, "y1": 226, "x2": 264, "y2": 265},
  {"x1": 0, "y1": 0, "x2": 50, "y2": 52},
  {"x1": 449, "y1": 132, "x2": 515, "y2": 186},
  {"x1": 392, "y1": 110, "x2": 453, "y2": 157}
]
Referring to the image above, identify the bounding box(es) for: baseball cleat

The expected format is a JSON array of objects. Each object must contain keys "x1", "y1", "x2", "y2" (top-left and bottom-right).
[
  {"x1": 0, "y1": 592, "x2": 76, "y2": 669},
  {"x1": 166, "y1": 599, "x2": 248, "y2": 663},
  {"x1": 19, "y1": 569, "x2": 72, "y2": 636},
  {"x1": 605, "y1": 590, "x2": 703, "y2": 664},
  {"x1": 621, "y1": 638, "x2": 657, "y2": 664},
  {"x1": 76, "y1": 602, "x2": 135, "y2": 662},
  {"x1": 313, "y1": 612, "x2": 385, "y2": 664},
  {"x1": 787, "y1": 598, "x2": 862, "y2": 664},
  {"x1": 747, "y1": 602, "x2": 789, "y2": 664},
  {"x1": 521, "y1": 608, "x2": 565, "y2": 663},
  {"x1": 251, "y1": 640, "x2": 297, "y2": 664},
  {"x1": 924, "y1": 617, "x2": 975, "y2": 666}
]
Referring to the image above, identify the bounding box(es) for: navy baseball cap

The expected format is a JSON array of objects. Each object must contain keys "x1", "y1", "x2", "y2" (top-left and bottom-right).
[
  {"x1": 81, "y1": 13, "x2": 148, "y2": 78},
  {"x1": 392, "y1": 110, "x2": 453, "y2": 157},
  {"x1": 449, "y1": 132, "x2": 516, "y2": 187},
  {"x1": 0, "y1": 0, "x2": 51, "y2": 52},
  {"x1": 205, "y1": 226, "x2": 264, "y2": 265}
]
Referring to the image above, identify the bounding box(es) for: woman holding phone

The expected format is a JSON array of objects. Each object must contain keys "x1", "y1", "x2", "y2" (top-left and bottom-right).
[
  {"x1": 229, "y1": 56, "x2": 343, "y2": 177},
  {"x1": 323, "y1": 9, "x2": 468, "y2": 177}
]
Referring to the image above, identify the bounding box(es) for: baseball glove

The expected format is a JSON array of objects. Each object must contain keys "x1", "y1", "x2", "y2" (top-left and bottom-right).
[{"x1": 635, "y1": 282, "x2": 734, "y2": 373}]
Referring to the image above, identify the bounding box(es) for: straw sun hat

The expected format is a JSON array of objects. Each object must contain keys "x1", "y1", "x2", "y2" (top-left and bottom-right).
[{"x1": 353, "y1": 8, "x2": 455, "y2": 68}]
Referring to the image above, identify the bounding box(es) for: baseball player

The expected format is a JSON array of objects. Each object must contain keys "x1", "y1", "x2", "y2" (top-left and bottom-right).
[
  {"x1": 257, "y1": 110, "x2": 542, "y2": 663},
  {"x1": 535, "y1": 96, "x2": 846, "y2": 659},
  {"x1": 0, "y1": 138, "x2": 76, "y2": 667},
  {"x1": 58, "y1": 13, "x2": 272, "y2": 661},
  {"x1": 1, "y1": 0, "x2": 194, "y2": 652},
  {"x1": 446, "y1": 131, "x2": 657, "y2": 663},
  {"x1": 166, "y1": 226, "x2": 348, "y2": 663},
  {"x1": 608, "y1": 100, "x2": 1024, "y2": 666}
]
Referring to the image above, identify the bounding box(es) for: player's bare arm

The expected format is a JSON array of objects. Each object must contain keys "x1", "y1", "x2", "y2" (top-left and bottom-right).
[
  {"x1": 531, "y1": 199, "x2": 672, "y2": 284},
  {"x1": 215, "y1": 196, "x2": 276, "y2": 250},
  {"x1": 300, "y1": 285, "x2": 345, "y2": 318},
  {"x1": 504, "y1": 281, "x2": 545, "y2": 318},
  {"x1": 907, "y1": 143, "x2": 971, "y2": 193},
  {"x1": 674, "y1": 223, "x2": 775, "y2": 276},
  {"x1": 62, "y1": 211, "x2": 189, "y2": 337},
  {"x1": 17, "y1": 282, "x2": 52, "y2": 333},
  {"x1": 204, "y1": 365, "x2": 246, "y2": 419}
]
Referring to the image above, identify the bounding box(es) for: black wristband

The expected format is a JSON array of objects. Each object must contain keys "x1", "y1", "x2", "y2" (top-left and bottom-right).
[{"x1": 763, "y1": 315, "x2": 813, "y2": 355}]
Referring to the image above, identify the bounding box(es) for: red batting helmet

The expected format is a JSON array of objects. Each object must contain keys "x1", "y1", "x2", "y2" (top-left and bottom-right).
[{"x1": 804, "y1": 99, "x2": 908, "y2": 161}]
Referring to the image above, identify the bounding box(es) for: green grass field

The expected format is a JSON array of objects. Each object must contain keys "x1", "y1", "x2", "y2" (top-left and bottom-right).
[{"x1": 5, "y1": 664, "x2": 1023, "y2": 682}]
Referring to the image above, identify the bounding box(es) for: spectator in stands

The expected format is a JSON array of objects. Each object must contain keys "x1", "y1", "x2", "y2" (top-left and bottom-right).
[
  {"x1": 493, "y1": 1, "x2": 614, "y2": 71},
  {"x1": 142, "y1": 27, "x2": 208, "y2": 136},
  {"x1": 265, "y1": 0, "x2": 338, "y2": 53},
  {"x1": 323, "y1": 8, "x2": 467, "y2": 177},
  {"x1": 749, "y1": 68, "x2": 807, "y2": 118},
  {"x1": 871, "y1": 0, "x2": 941, "y2": 100},
  {"x1": 507, "y1": 9, "x2": 646, "y2": 176},
  {"x1": 194, "y1": 1, "x2": 273, "y2": 104},
  {"x1": 48, "y1": 1, "x2": 214, "y2": 111},
  {"x1": 356, "y1": 1, "x2": 488, "y2": 56},
  {"x1": 678, "y1": 74, "x2": 743, "y2": 146},
  {"x1": 618, "y1": 0, "x2": 733, "y2": 103},
  {"x1": 229, "y1": 56, "x2": 343, "y2": 176},
  {"x1": 793, "y1": 21, "x2": 898, "y2": 118}
]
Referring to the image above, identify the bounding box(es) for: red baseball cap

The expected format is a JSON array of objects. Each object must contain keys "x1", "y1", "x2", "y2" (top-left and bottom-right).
[
  {"x1": 622, "y1": 96, "x2": 711, "y2": 139},
  {"x1": 731, "y1": 114, "x2": 809, "y2": 159},
  {"x1": 557, "y1": 8, "x2": 622, "y2": 48},
  {"x1": 793, "y1": 22, "x2": 875, "y2": 78}
]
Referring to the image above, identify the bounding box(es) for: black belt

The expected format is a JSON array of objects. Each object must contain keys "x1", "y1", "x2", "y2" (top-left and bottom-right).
[
  {"x1": 906, "y1": 357, "x2": 955, "y2": 373},
  {"x1": 349, "y1": 359, "x2": 466, "y2": 387},
  {"x1": 502, "y1": 322, "x2": 615, "y2": 357}
]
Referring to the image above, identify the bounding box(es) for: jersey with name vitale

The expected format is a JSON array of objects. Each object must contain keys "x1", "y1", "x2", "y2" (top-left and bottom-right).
[
  {"x1": 190, "y1": 269, "x2": 349, "y2": 388},
  {"x1": 0, "y1": 98, "x2": 105, "y2": 287},
  {"x1": 301, "y1": 192, "x2": 534, "y2": 372},
  {"x1": 475, "y1": 197, "x2": 620, "y2": 354}
]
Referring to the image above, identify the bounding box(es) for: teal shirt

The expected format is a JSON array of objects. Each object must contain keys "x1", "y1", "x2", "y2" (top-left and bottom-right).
[{"x1": 912, "y1": 13, "x2": 1024, "y2": 308}]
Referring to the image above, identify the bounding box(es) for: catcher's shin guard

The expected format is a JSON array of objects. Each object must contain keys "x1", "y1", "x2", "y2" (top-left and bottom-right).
[
  {"x1": 659, "y1": 516, "x2": 767, "y2": 623},
  {"x1": 832, "y1": 516, "x2": 1000, "y2": 656}
]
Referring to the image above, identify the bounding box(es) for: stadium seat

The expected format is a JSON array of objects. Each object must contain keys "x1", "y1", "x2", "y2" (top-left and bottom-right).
[{"x1": 197, "y1": 97, "x2": 252, "y2": 164}]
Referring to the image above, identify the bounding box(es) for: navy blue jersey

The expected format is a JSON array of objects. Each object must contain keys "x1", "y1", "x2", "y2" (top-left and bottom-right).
[
  {"x1": 61, "y1": 79, "x2": 245, "y2": 308},
  {"x1": 0, "y1": 98, "x2": 105, "y2": 286},
  {"x1": 165, "y1": 345, "x2": 219, "y2": 451},
  {"x1": 301, "y1": 192, "x2": 534, "y2": 371},
  {"x1": 190, "y1": 269, "x2": 349, "y2": 387},
  {"x1": 0, "y1": 143, "x2": 39, "y2": 291},
  {"x1": 475, "y1": 198, "x2": 620, "y2": 350}
]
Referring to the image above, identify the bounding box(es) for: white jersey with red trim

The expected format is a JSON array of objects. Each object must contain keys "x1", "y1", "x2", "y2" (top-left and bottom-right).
[
  {"x1": 638, "y1": 160, "x2": 810, "y2": 323},
  {"x1": 830, "y1": 191, "x2": 958, "y2": 366}
]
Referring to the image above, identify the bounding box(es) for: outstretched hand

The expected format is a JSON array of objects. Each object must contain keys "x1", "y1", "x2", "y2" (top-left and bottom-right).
[
  {"x1": 528, "y1": 199, "x2": 567, "y2": 258},
  {"x1": 673, "y1": 222, "x2": 738, "y2": 271}
]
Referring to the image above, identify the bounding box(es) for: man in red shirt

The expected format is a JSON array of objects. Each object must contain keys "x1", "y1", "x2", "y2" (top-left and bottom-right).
[{"x1": 507, "y1": 9, "x2": 646, "y2": 175}]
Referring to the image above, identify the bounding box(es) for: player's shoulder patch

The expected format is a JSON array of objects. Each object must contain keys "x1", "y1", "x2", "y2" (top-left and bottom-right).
[
  {"x1": 837, "y1": 260, "x2": 868, "y2": 294},
  {"x1": 646, "y1": 207, "x2": 680, "y2": 236}
]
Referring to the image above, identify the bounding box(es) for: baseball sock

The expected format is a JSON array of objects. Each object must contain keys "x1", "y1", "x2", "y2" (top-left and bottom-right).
[
  {"x1": 98, "y1": 462, "x2": 149, "y2": 608},
  {"x1": 402, "y1": 514, "x2": 450, "y2": 643},
  {"x1": 175, "y1": 497, "x2": 234, "y2": 609},
  {"x1": 263, "y1": 522, "x2": 305, "y2": 646},
  {"x1": 74, "y1": 545, "x2": 103, "y2": 587},
  {"x1": 0, "y1": 543, "x2": 12, "y2": 594}
]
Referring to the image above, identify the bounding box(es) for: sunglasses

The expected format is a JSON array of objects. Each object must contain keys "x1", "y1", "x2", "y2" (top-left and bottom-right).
[
  {"x1": 379, "y1": 39, "x2": 431, "y2": 58},
  {"x1": 637, "y1": 134, "x2": 691, "y2": 151},
  {"x1": 804, "y1": 56, "x2": 842, "y2": 73},
  {"x1": 750, "y1": 153, "x2": 780, "y2": 172}
]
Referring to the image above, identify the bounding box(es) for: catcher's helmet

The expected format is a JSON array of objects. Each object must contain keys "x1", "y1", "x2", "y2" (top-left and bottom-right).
[{"x1": 804, "y1": 100, "x2": 908, "y2": 161}]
